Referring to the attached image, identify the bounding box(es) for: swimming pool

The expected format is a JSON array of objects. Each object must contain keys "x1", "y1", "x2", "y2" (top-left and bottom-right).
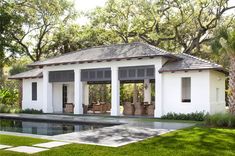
[{"x1": 0, "y1": 118, "x2": 113, "y2": 136}]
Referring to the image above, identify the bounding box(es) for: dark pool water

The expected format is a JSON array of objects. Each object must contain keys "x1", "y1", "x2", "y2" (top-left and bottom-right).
[{"x1": 0, "y1": 118, "x2": 110, "y2": 136}]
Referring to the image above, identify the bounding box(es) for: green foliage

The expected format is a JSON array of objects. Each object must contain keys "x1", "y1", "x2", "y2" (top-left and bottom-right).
[
  {"x1": 205, "y1": 113, "x2": 235, "y2": 128},
  {"x1": 3, "y1": 0, "x2": 77, "y2": 62},
  {"x1": 88, "y1": 0, "x2": 234, "y2": 54},
  {"x1": 0, "y1": 81, "x2": 19, "y2": 106},
  {"x1": 20, "y1": 108, "x2": 43, "y2": 114},
  {"x1": 161, "y1": 112, "x2": 207, "y2": 121},
  {"x1": 0, "y1": 104, "x2": 20, "y2": 113},
  {"x1": 9, "y1": 57, "x2": 30, "y2": 75}
]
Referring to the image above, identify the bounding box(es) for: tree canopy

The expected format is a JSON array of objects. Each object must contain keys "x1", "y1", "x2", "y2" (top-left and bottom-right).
[{"x1": 0, "y1": 0, "x2": 234, "y2": 65}]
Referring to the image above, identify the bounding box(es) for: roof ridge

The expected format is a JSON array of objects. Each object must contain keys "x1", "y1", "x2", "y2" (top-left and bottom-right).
[
  {"x1": 141, "y1": 42, "x2": 173, "y2": 55},
  {"x1": 181, "y1": 53, "x2": 222, "y2": 67}
]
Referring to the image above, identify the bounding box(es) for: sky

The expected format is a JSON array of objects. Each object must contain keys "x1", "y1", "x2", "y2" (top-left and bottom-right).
[{"x1": 74, "y1": 0, "x2": 235, "y2": 25}]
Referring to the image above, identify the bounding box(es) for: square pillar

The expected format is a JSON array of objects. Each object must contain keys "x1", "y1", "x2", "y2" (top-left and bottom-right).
[
  {"x1": 43, "y1": 70, "x2": 53, "y2": 113},
  {"x1": 83, "y1": 82, "x2": 89, "y2": 106},
  {"x1": 74, "y1": 69, "x2": 83, "y2": 114},
  {"x1": 144, "y1": 79, "x2": 151, "y2": 103},
  {"x1": 111, "y1": 66, "x2": 120, "y2": 116},
  {"x1": 155, "y1": 65, "x2": 163, "y2": 118}
]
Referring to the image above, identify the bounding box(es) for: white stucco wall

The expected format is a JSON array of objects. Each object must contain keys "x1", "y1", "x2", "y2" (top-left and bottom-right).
[
  {"x1": 162, "y1": 70, "x2": 211, "y2": 115},
  {"x1": 21, "y1": 57, "x2": 226, "y2": 116},
  {"x1": 52, "y1": 82, "x2": 74, "y2": 113},
  {"x1": 22, "y1": 78, "x2": 43, "y2": 110},
  {"x1": 209, "y1": 70, "x2": 226, "y2": 114},
  {"x1": 52, "y1": 83, "x2": 63, "y2": 113}
]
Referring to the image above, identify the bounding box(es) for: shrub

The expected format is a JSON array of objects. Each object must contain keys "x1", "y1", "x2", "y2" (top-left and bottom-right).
[
  {"x1": 0, "y1": 81, "x2": 20, "y2": 107},
  {"x1": 20, "y1": 109, "x2": 43, "y2": 114},
  {"x1": 205, "y1": 113, "x2": 235, "y2": 128},
  {"x1": 0, "y1": 104, "x2": 20, "y2": 113},
  {"x1": 161, "y1": 111, "x2": 207, "y2": 121}
]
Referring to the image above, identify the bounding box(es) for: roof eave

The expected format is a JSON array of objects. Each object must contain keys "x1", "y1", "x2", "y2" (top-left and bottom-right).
[
  {"x1": 28, "y1": 54, "x2": 180, "y2": 67},
  {"x1": 8, "y1": 75, "x2": 43, "y2": 80},
  {"x1": 159, "y1": 67, "x2": 228, "y2": 74}
]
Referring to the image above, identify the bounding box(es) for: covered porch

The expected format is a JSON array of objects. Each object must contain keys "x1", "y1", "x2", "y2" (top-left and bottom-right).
[{"x1": 43, "y1": 59, "x2": 164, "y2": 118}]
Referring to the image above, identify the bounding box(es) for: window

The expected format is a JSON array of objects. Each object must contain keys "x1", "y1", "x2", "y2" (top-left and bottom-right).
[
  {"x1": 181, "y1": 77, "x2": 191, "y2": 102},
  {"x1": 216, "y1": 88, "x2": 219, "y2": 102},
  {"x1": 32, "y1": 82, "x2": 37, "y2": 101}
]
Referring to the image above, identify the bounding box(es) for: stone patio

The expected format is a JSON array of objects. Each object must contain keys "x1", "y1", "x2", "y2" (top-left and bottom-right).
[
  {"x1": 6, "y1": 146, "x2": 48, "y2": 154},
  {"x1": 0, "y1": 144, "x2": 12, "y2": 149},
  {"x1": 34, "y1": 141, "x2": 70, "y2": 148}
]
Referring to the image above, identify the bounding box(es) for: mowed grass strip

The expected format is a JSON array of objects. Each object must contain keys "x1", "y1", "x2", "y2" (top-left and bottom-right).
[{"x1": 0, "y1": 126, "x2": 235, "y2": 156}]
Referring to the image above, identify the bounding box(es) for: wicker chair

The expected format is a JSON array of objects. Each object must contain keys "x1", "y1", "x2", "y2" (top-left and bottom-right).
[
  {"x1": 146, "y1": 104, "x2": 154, "y2": 116},
  {"x1": 123, "y1": 102, "x2": 135, "y2": 115},
  {"x1": 134, "y1": 102, "x2": 145, "y2": 115},
  {"x1": 64, "y1": 103, "x2": 74, "y2": 113},
  {"x1": 83, "y1": 104, "x2": 88, "y2": 114}
]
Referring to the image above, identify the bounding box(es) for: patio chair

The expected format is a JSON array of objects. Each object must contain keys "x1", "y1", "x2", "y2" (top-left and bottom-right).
[
  {"x1": 64, "y1": 103, "x2": 74, "y2": 113},
  {"x1": 123, "y1": 102, "x2": 135, "y2": 115},
  {"x1": 83, "y1": 104, "x2": 88, "y2": 114},
  {"x1": 134, "y1": 102, "x2": 145, "y2": 115},
  {"x1": 146, "y1": 104, "x2": 154, "y2": 116}
]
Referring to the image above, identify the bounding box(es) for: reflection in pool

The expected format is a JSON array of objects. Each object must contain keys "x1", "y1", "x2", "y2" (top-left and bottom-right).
[{"x1": 0, "y1": 118, "x2": 111, "y2": 136}]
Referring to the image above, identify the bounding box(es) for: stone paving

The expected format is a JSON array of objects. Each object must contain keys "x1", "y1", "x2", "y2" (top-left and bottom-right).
[
  {"x1": 1, "y1": 141, "x2": 70, "y2": 154},
  {"x1": 34, "y1": 141, "x2": 70, "y2": 148},
  {"x1": 0, "y1": 113, "x2": 194, "y2": 147},
  {"x1": 5, "y1": 146, "x2": 49, "y2": 154},
  {"x1": 0, "y1": 144, "x2": 12, "y2": 149}
]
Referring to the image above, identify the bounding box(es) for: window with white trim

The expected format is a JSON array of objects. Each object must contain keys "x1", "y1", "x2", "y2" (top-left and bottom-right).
[
  {"x1": 32, "y1": 82, "x2": 37, "y2": 101},
  {"x1": 181, "y1": 77, "x2": 191, "y2": 102}
]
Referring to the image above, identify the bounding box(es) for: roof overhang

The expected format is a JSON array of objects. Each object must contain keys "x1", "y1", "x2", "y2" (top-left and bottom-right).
[{"x1": 28, "y1": 54, "x2": 179, "y2": 68}]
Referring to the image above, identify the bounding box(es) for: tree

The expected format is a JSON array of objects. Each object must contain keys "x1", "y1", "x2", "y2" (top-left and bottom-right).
[
  {"x1": 48, "y1": 24, "x2": 121, "y2": 55},
  {"x1": 5, "y1": 0, "x2": 76, "y2": 62},
  {"x1": 0, "y1": 1, "x2": 15, "y2": 80},
  {"x1": 88, "y1": 0, "x2": 235, "y2": 53},
  {"x1": 211, "y1": 28, "x2": 235, "y2": 113}
]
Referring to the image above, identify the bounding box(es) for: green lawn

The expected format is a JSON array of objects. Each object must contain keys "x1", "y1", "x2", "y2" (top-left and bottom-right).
[{"x1": 0, "y1": 126, "x2": 235, "y2": 156}]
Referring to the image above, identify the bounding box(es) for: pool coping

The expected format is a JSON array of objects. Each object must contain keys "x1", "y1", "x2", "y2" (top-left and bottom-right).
[{"x1": 0, "y1": 113, "x2": 124, "y2": 126}]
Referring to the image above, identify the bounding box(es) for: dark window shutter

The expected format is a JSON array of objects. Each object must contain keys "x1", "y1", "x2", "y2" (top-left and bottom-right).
[
  {"x1": 119, "y1": 70, "x2": 127, "y2": 78},
  {"x1": 128, "y1": 69, "x2": 136, "y2": 77},
  {"x1": 89, "y1": 71, "x2": 96, "y2": 79},
  {"x1": 97, "y1": 71, "x2": 103, "y2": 79},
  {"x1": 49, "y1": 70, "x2": 74, "y2": 82},
  {"x1": 32, "y1": 82, "x2": 37, "y2": 101},
  {"x1": 147, "y1": 68, "x2": 154, "y2": 77},
  {"x1": 104, "y1": 70, "x2": 111, "y2": 78},
  {"x1": 137, "y1": 68, "x2": 145, "y2": 77}
]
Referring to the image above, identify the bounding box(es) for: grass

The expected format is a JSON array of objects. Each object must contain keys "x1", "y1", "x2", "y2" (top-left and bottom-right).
[
  {"x1": 132, "y1": 117, "x2": 204, "y2": 124},
  {"x1": 0, "y1": 126, "x2": 235, "y2": 156}
]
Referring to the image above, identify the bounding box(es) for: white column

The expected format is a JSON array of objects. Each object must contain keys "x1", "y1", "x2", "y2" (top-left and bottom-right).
[
  {"x1": 133, "y1": 83, "x2": 137, "y2": 103},
  {"x1": 42, "y1": 70, "x2": 53, "y2": 113},
  {"x1": 83, "y1": 82, "x2": 89, "y2": 106},
  {"x1": 74, "y1": 69, "x2": 83, "y2": 114},
  {"x1": 155, "y1": 65, "x2": 163, "y2": 118},
  {"x1": 144, "y1": 79, "x2": 151, "y2": 103},
  {"x1": 111, "y1": 66, "x2": 120, "y2": 116}
]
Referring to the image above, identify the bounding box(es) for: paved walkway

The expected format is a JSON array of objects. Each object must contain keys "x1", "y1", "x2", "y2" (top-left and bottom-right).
[
  {"x1": 1, "y1": 141, "x2": 70, "y2": 154},
  {"x1": 0, "y1": 113, "x2": 194, "y2": 147}
]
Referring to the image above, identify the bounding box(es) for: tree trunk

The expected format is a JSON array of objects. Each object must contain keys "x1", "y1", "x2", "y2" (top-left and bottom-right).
[{"x1": 228, "y1": 56, "x2": 235, "y2": 114}]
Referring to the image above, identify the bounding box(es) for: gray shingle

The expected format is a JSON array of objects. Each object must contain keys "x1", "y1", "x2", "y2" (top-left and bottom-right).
[
  {"x1": 29, "y1": 42, "x2": 176, "y2": 67},
  {"x1": 10, "y1": 43, "x2": 226, "y2": 79},
  {"x1": 9, "y1": 68, "x2": 43, "y2": 79},
  {"x1": 159, "y1": 53, "x2": 226, "y2": 73}
]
